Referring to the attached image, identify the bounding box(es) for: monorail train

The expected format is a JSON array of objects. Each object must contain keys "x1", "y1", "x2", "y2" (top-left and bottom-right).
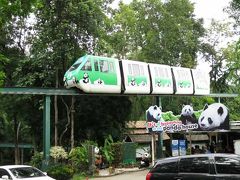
[{"x1": 63, "y1": 55, "x2": 210, "y2": 95}]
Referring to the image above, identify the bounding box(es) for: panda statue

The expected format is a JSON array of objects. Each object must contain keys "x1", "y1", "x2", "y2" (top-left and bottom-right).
[
  {"x1": 146, "y1": 105, "x2": 163, "y2": 132},
  {"x1": 179, "y1": 104, "x2": 197, "y2": 125},
  {"x1": 198, "y1": 103, "x2": 229, "y2": 131}
]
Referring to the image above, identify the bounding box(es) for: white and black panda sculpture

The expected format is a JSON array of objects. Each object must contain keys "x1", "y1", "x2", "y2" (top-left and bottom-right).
[
  {"x1": 179, "y1": 104, "x2": 197, "y2": 125},
  {"x1": 146, "y1": 105, "x2": 163, "y2": 132},
  {"x1": 198, "y1": 103, "x2": 229, "y2": 131}
]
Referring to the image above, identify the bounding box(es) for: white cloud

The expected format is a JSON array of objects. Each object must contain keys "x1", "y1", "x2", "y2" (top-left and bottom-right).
[{"x1": 191, "y1": 0, "x2": 232, "y2": 27}]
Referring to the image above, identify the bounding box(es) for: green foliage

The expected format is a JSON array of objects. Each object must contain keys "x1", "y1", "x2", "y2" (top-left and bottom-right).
[
  {"x1": 29, "y1": 151, "x2": 43, "y2": 169},
  {"x1": 68, "y1": 140, "x2": 96, "y2": 173},
  {"x1": 194, "y1": 110, "x2": 203, "y2": 119},
  {"x1": 47, "y1": 164, "x2": 74, "y2": 180},
  {"x1": 68, "y1": 146, "x2": 88, "y2": 172},
  {"x1": 162, "y1": 111, "x2": 179, "y2": 121},
  {"x1": 161, "y1": 110, "x2": 202, "y2": 121},
  {"x1": 111, "y1": 142, "x2": 123, "y2": 167},
  {"x1": 50, "y1": 146, "x2": 68, "y2": 162},
  {"x1": 102, "y1": 135, "x2": 114, "y2": 166},
  {"x1": 109, "y1": 0, "x2": 204, "y2": 67}
]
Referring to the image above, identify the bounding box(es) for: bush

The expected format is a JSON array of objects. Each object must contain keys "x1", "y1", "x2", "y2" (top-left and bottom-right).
[
  {"x1": 68, "y1": 146, "x2": 88, "y2": 173},
  {"x1": 111, "y1": 142, "x2": 123, "y2": 167},
  {"x1": 30, "y1": 151, "x2": 43, "y2": 169},
  {"x1": 47, "y1": 164, "x2": 74, "y2": 180},
  {"x1": 50, "y1": 146, "x2": 68, "y2": 163}
]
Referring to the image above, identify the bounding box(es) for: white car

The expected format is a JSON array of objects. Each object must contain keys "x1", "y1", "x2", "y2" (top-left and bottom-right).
[{"x1": 0, "y1": 165, "x2": 55, "y2": 180}]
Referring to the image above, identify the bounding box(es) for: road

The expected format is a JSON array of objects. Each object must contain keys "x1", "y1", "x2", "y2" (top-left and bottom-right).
[{"x1": 90, "y1": 169, "x2": 149, "y2": 180}]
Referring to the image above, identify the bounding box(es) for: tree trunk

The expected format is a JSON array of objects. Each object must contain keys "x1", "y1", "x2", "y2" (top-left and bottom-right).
[
  {"x1": 71, "y1": 96, "x2": 75, "y2": 148},
  {"x1": 14, "y1": 115, "x2": 20, "y2": 165},
  {"x1": 54, "y1": 69, "x2": 59, "y2": 146}
]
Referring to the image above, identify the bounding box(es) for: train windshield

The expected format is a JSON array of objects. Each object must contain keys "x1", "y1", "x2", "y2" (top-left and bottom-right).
[
  {"x1": 69, "y1": 63, "x2": 81, "y2": 72},
  {"x1": 68, "y1": 56, "x2": 86, "y2": 72}
]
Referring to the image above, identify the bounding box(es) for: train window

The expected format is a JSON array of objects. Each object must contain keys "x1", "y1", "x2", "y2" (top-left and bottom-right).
[
  {"x1": 154, "y1": 67, "x2": 159, "y2": 77},
  {"x1": 165, "y1": 68, "x2": 170, "y2": 77},
  {"x1": 109, "y1": 62, "x2": 114, "y2": 73},
  {"x1": 94, "y1": 60, "x2": 99, "y2": 71},
  {"x1": 81, "y1": 60, "x2": 92, "y2": 71},
  {"x1": 132, "y1": 64, "x2": 140, "y2": 76},
  {"x1": 140, "y1": 65, "x2": 144, "y2": 75},
  {"x1": 100, "y1": 60, "x2": 109, "y2": 73},
  {"x1": 69, "y1": 63, "x2": 80, "y2": 72},
  {"x1": 128, "y1": 64, "x2": 132, "y2": 75}
]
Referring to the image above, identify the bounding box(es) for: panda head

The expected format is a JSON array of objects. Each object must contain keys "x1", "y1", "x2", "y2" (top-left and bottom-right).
[
  {"x1": 94, "y1": 146, "x2": 99, "y2": 154},
  {"x1": 181, "y1": 104, "x2": 194, "y2": 116},
  {"x1": 198, "y1": 103, "x2": 228, "y2": 130},
  {"x1": 83, "y1": 72, "x2": 89, "y2": 79},
  {"x1": 147, "y1": 105, "x2": 162, "y2": 121}
]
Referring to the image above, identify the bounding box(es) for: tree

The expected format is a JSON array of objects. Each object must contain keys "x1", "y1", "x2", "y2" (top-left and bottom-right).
[
  {"x1": 109, "y1": 0, "x2": 204, "y2": 67},
  {"x1": 21, "y1": 0, "x2": 113, "y2": 146}
]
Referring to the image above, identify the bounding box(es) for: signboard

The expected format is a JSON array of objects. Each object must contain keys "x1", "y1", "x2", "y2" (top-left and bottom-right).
[
  {"x1": 171, "y1": 140, "x2": 179, "y2": 156},
  {"x1": 179, "y1": 140, "x2": 186, "y2": 156},
  {"x1": 191, "y1": 69, "x2": 210, "y2": 95},
  {"x1": 146, "y1": 103, "x2": 229, "y2": 133},
  {"x1": 172, "y1": 67, "x2": 194, "y2": 94}
]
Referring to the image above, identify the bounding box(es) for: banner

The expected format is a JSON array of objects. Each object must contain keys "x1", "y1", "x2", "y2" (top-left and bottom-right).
[{"x1": 146, "y1": 103, "x2": 229, "y2": 133}]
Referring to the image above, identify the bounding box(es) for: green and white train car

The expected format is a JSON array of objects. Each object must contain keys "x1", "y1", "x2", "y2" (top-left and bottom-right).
[
  {"x1": 63, "y1": 55, "x2": 121, "y2": 93},
  {"x1": 63, "y1": 54, "x2": 210, "y2": 95},
  {"x1": 171, "y1": 67, "x2": 194, "y2": 94},
  {"x1": 148, "y1": 63, "x2": 174, "y2": 94},
  {"x1": 120, "y1": 60, "x2": 150, "y2": 94}
]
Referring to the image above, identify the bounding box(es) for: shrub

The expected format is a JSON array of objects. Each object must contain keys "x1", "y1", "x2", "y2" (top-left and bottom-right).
[
  {"x1": 30, "y1": 151, "x2": 43, "y2": 169},
  {"x1": 50, "y1": 146, "x2": 68, "y2": 163},
  {"x1": 68, "y1": 146, "x2": 88, "y2": 173},
  {"x1": 111, "y1": 142, "x2": 123, "y2": 167},
  {"x1": 102, "y1": 135, "x2": 114, "y2": 167},
  {"x1": 47, "y1": 164, "x2": 74, "y2": 180}
]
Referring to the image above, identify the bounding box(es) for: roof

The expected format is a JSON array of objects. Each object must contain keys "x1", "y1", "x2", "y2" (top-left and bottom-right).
[
  {"x1": 186, "y1": 134, "x2": 209, "y2": 141},
  {"x1": 125, "y1": 121, "x2": 170, "y2": 142},
  {"x1": 126, "y1": 133, "x2": 170, "y2": 143},
  {"x1": 126, "y1": 121, "x2": 146, "y2": 129}
]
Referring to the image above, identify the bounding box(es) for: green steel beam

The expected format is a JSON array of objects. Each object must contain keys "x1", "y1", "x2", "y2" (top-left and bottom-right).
[
  {"x1": 0, "y1": 143, "x2": 33, "y2": 148},
  {"x1": 0, "y1": 87, "x2": 239, "y2": 97},
  {"x1": 0, "y1": 87, "x2": 80, "y2": 96},
  {"x1": 42, "y1": 95, "x2": 51, "y2": 169}
]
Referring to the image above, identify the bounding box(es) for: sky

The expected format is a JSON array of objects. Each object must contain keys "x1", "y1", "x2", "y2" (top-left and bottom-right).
[{"x1": 191, "y1": 0, "x2": 232, "y2": 27}]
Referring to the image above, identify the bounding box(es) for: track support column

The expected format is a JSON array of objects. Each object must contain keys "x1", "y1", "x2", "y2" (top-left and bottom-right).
[
  {"x1": 156, "y1": 96, "x2": 163, "y2": 158},
  {"x1": 42, "y1": 95, "x2": 51, "y2": 169}
]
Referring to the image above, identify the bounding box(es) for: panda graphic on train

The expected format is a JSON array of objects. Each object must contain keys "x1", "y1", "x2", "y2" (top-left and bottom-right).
[{"x1": 63, "y1": 54, "x2": 210, "y2": 95}]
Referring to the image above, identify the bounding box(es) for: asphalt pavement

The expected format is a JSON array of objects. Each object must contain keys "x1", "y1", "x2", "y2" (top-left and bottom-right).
[{"x1": 89, "y1": 169, "x2": 149, "y2": 180}]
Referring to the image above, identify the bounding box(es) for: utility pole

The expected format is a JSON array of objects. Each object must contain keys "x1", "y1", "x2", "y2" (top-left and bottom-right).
[{"x1": 155, "y1": 96, "x2": 163, "y2": 159}]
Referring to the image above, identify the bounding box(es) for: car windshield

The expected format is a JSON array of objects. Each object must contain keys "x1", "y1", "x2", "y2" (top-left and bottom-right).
[{"x1": 10, "y1": 167, "x2": 45, "y2": 178}]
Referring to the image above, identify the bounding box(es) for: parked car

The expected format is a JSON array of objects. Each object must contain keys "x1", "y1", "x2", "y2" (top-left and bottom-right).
[
  {"x1": 0, "y1": 165, "x2": 55, "y2": 180},
  {"x1": 146, "y1": 153, "x2": 240, "y2": 180}
]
